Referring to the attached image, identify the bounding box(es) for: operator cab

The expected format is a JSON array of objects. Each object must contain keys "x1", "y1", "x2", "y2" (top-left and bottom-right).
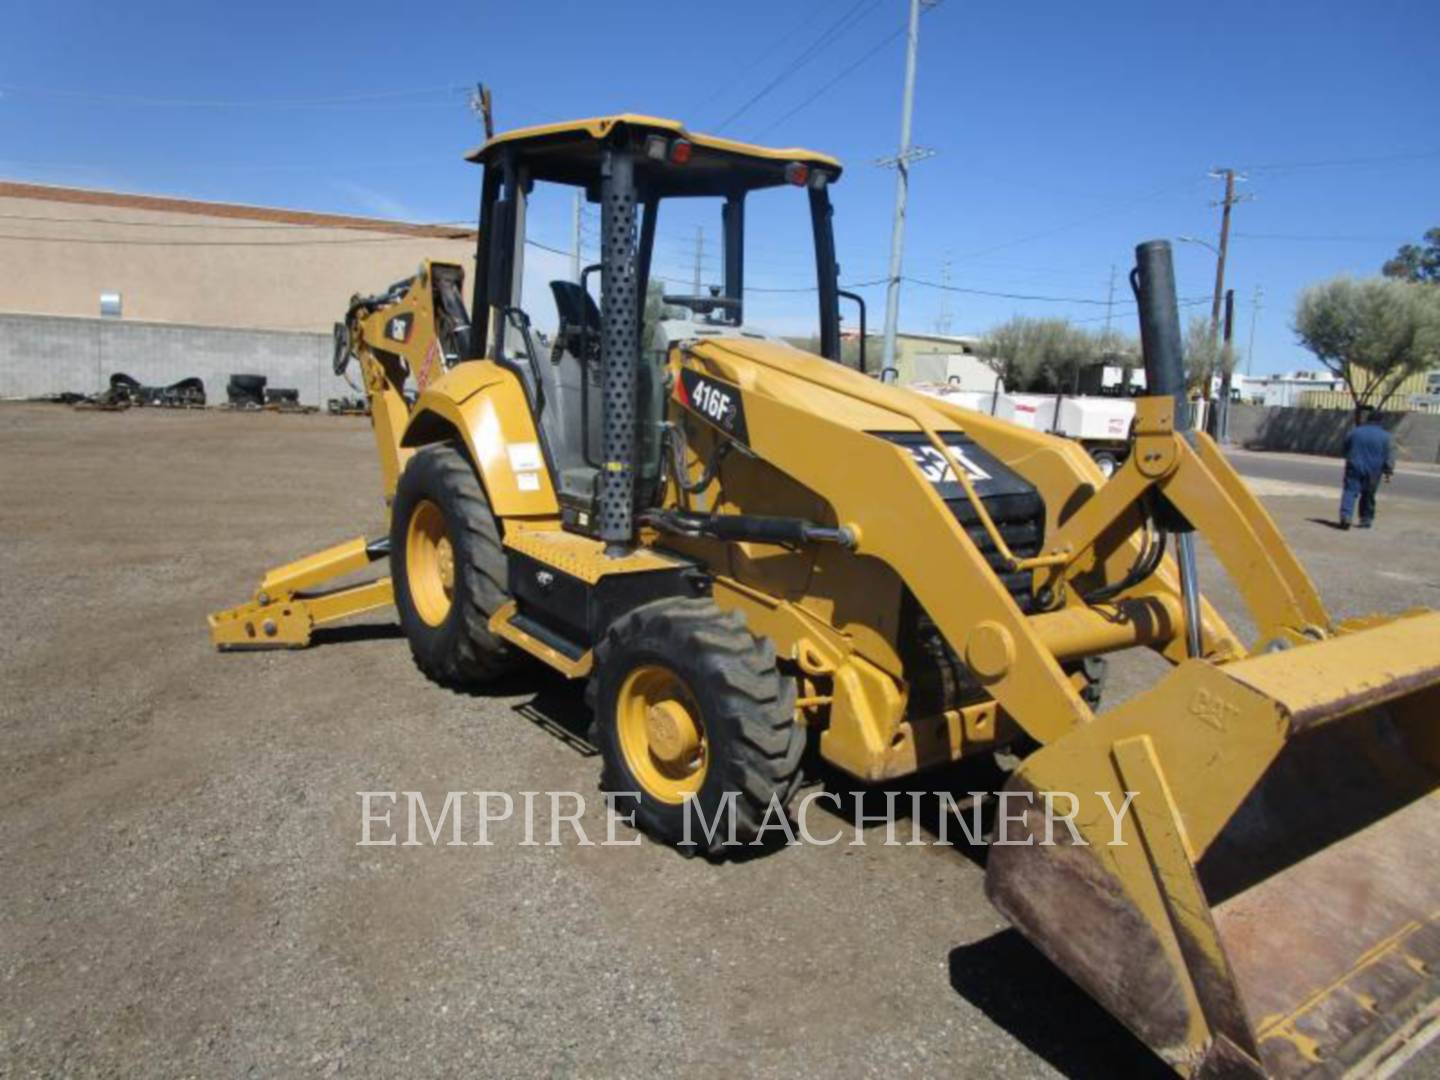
[{"x1": 463, "y1": 115, "x2": 849, "y2": 538}]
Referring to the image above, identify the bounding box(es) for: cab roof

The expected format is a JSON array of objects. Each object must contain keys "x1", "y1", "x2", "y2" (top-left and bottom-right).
[{"x1": 464, "y1": 113, "x2": 842, "y2": 197}]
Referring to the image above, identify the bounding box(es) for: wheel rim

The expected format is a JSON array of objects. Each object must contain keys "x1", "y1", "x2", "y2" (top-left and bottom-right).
[
  {"x1": 406, "y1": 499, "x2": 454, "y2": 627},
  {"x1": 616, "y1": 665, "x2": 707, "y2": 804}
]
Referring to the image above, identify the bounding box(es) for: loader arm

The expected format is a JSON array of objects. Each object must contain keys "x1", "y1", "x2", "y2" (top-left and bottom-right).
[
  {"x1": 1034, "y1": 395, "x2": 1330, "y2": 650},
  {"x1": 679, "y1": 333, "x2": 1259, "y2": 749},
  {"x1": 681, "y1": 337, "x2": 1096, "y2": 747}
]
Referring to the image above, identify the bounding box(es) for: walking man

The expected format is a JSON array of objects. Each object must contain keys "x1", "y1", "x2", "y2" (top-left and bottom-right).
[{"x1": 1339, "y1": 406, "x2": 1396, "y2": 530}]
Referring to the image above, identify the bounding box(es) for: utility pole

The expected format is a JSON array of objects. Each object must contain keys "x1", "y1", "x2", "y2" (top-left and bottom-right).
[
  {"x1": 468, "y1": 83, "x2": 494, "y2": 140},
  {"x1": 1207, "y1": 168, "x2": 1251, "y2": 338},
  {"x1": 1216, "y1": 288, "x2": 1235, "y2": 441},
  {"x1": 571, "y1": 189, "x2": 583, "y2": 283},
  {"x1": 1245, "y1": 284, "x2": 1263, "y2": 375},
  {"x1": 1103, "y1": 264, "x2": 1117, "y2": 337},
  {"x1": 692, "y1": 225, "x2": 705, "y2": 295},
  {"x1": 935, "y1": 254, "x2": 953, "y2": 336},
  {"x1": 877, "y1": 0, "x2": 939, "y2": 383}
]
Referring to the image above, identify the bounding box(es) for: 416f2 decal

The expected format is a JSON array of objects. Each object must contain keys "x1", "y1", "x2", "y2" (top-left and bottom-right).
[{"x1": 676, "y1": 368, "x2": 749, "y2": 443}]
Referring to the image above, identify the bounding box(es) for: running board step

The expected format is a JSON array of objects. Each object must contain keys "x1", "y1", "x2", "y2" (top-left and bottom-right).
[{"x1": 488, "y1": 601, "x2": 593, "y2": 678}]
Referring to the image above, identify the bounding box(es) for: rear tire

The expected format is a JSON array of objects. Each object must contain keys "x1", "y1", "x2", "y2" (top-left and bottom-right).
[
  {"x1": 1090, "y1": 448, "x2": 1121, "y2": 479},
  {"x1": 588, "y1": 598, "x2": 803, "y2": 857},
  {"x1": 390, "y1": 443, "x2": 515, "y2": 687}
]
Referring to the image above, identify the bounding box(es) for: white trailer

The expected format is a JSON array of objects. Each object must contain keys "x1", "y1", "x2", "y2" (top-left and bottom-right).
[{"x1": 910, "y1": 385, "x2": 1137, "y2": 478}]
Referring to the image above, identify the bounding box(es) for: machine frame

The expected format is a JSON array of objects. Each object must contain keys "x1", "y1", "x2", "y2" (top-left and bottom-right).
[{"x1": 210, "y1": 115, "x2": 1440, "y2": 1079}]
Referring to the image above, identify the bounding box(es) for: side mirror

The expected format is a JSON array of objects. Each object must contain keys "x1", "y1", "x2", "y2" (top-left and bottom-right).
[{"x1": 838, "y1": 290, "x2": 867, "y2": 373}]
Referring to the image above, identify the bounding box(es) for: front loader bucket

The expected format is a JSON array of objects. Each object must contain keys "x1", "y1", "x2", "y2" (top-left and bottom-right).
[{"x1": 986, "y1": 611, "x2": 1440, "y2": 1077}]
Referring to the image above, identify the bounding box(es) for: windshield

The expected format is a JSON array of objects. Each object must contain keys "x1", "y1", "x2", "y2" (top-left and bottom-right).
[{"x1": 510, "y1": 176, "x2": 836, "y2": 354}]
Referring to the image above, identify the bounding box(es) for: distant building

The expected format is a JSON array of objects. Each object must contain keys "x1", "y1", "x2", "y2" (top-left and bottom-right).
[
  {"x1": 1232, "y1": 370, "x2": 1345, "y2": 407},
  {"x1": 1229, "y1": 366, "x2": 1440, "y2": 413},
  {"x1": 0, "y1": 181, "x2": 477, "y2": 333},
  {"x1": 1297, "y1": 367, "x2": 1440, "y2": 413},
  {"x1": 889, "y1": 331, "x2": 991, "y2": 386}
]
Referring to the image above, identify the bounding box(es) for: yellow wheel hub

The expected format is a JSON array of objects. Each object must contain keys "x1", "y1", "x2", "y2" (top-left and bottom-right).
[
  {"x1": 406, "y1": 499, "x2": 454, "y2": 626},
  {"x1": 616, "y1": 665, "x2": 707, "y2": 804}
]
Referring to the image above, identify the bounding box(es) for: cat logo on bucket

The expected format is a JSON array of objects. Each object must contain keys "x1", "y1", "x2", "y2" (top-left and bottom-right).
[{"x1": 907, "y1": 443, "x2": 991, "y2": 485}]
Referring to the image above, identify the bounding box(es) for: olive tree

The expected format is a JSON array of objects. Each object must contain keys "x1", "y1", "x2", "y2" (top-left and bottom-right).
[
  {"x1": 793, "y1": 334, "x2": 871, "y2": 371},
  {"x1": 1182, "y1": 316, "x2": 1235, "y2": 396},
  {"x1": 1382, "y1": 227, "x2": 1440, "y2": 284},
  {"x1": 1293, "y1": 276, "x2": 1440, "y2": 409},
  {"x1": 979, "y1": 317, "x2": 1100, "y2": 393}
]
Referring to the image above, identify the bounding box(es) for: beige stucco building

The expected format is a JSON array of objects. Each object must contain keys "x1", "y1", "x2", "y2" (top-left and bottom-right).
[{"x1": 0, "y1": 181, "x2": 478, "y2": 332}]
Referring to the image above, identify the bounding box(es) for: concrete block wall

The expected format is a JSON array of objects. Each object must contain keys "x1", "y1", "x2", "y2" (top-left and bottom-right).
[
  {"x1": 0, "y1": 312, "x2": 357, "y2": 407},
  {"x1": 1228, "y1": 402, "x2": 1440, "y2": 464}
]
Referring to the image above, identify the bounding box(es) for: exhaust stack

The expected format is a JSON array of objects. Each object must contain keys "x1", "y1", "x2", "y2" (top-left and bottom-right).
[
  {"x1": 1133, "y1": 239, "x2": 1188, "y2": 429},
  {"x1": 599, "y1": 147, "x2": 639, "y2": 556}
]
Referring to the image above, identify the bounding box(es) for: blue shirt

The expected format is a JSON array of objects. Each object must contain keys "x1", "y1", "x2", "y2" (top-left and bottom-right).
[{"x1": 1343, "y1": 422, "x2": 1395, "y2": 478}]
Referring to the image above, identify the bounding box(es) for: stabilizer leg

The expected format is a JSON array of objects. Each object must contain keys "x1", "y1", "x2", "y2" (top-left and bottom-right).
[{"x1": 208, "y1": 536, "x2": 393, "y2": 649}]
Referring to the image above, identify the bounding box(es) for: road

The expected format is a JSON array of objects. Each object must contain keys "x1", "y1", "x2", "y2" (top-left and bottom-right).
[{"x1": 1226, "y1": 446, "x2": 1440, "y2": 504}]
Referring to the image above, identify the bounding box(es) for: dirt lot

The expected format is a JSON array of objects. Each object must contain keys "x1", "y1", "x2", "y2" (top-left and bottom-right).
[{"x1": 3, "y1": 403, "x2": 1438, "y2": 1078}]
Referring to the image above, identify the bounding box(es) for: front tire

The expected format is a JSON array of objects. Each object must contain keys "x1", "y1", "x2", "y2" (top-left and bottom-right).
[
  {"x1": 390, "y1": 443, "x2": 515, "y2": 687},
  {"x1": 589, "y1": 599, "x2": 803, "y2": 856}
]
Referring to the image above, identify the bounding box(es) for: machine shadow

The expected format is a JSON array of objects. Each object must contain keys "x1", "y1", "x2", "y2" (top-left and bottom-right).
[
  {"x1": 804, "y1": 753, "x2": 1010, "y2": 869},
  {"x1": 948, "y1": 931, "x2": 1171, "y2": 1080},
  {"x1": 308, "y1": 621, "x2": 405, "y2": 647},
  {"x1": 510, "y1": 669, "x2": 598, "y2": 757}
]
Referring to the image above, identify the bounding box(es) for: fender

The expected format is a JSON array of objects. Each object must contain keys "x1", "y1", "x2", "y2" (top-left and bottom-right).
[{"x1": 401, "y1": 361, "x2": 560, "y2": 520}]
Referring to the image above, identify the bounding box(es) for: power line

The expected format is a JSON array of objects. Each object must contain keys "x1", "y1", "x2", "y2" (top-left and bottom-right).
[
  {"x1": 0, "y1": 83, "x2": 470, "y2": 109},
  {"x1": 0, "y1": 231, "x2": 453, "y2": 248},
  {"x1": 905, "y1": 275, "x2": 1123, "y2": 306},
  {"x1": 745, "y1": 271, "x2": 1206, "y2": 307},
  {"x1": 951, "y1": 177, "x2": 1204, "y2": 262},
  {"x1": 712, "y1": 0, "x2": 881, "y2": 132},
  {"x1": 1233, "y1": 231, "x2": 1411, "y2": 244},
  {"x1": 1070, "y1": 296, "x2": 1210, "y2": 324},
  {"x1": 746, "y1": 276, "x2": 888, "y2": 294},
  {"x1": 525, "y1": 237, "x2": 575, "y2": 258},
  {"x1": 0, "y1": 155, "x2": 462, "y2": 174},
  {"x1": 0, "y1": 211, "x2": 472, "y2": 231},
  {"x1": 1240, "y1": 148, "x2": 1440, "y2": 174},
  {"x1": 755, "y1": 24, "x2": 907, "y2": 138},
  {"x1": 691, "y1": 0, "x2": 834, "y2": 115}
]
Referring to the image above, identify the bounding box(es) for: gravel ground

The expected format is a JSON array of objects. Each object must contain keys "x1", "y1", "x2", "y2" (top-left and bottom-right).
[{"x1": 2, "y1": 403, "x2": 1437, "y2": 1078}]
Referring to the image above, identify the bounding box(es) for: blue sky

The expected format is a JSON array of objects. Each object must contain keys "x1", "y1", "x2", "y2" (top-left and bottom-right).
[{"x1": 2, "y1": 0, "x2": 1436, "y2": 371}]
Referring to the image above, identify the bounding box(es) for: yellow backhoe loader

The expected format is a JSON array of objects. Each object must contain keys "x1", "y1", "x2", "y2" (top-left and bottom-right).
[{"x1": 210, "y1": 115, "x2": 1440, "y2": 1077}]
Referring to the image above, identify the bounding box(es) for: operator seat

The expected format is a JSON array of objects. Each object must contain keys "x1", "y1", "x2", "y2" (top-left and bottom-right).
[
  {"x1": 550, "y1": 280, "x2": 600, "y2": 364},
  {"x1": 543, "y1": 280, "x2": 604, "y2": 518}
]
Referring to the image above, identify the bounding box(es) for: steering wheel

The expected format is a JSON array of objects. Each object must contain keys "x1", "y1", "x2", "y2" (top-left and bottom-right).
[{"x1": 662, "y1": 294, "x2": 741, "y2": 317}]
